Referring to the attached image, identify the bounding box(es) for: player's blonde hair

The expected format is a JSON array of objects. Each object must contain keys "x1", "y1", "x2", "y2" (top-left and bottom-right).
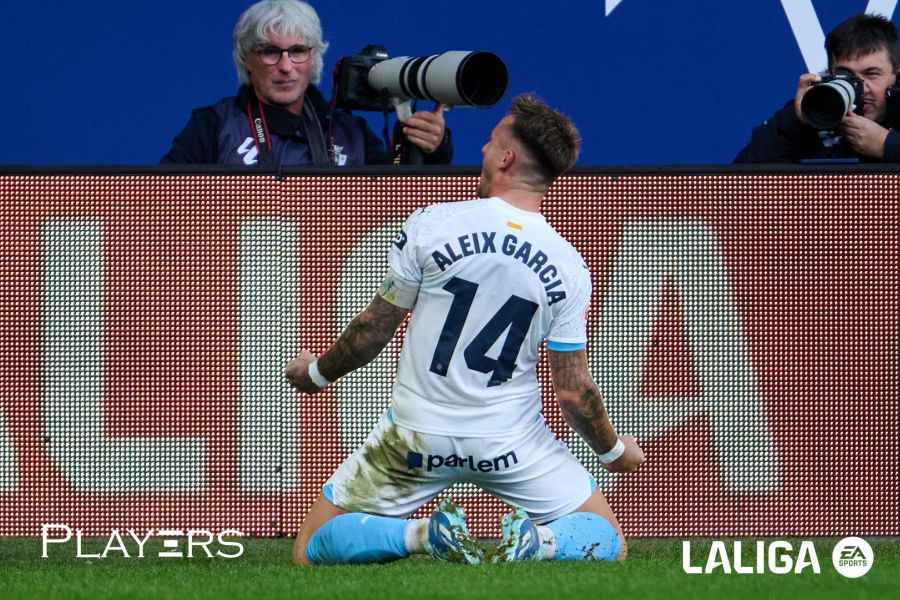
[{"x1": 508, "y1": 94, "x2": 582, "y2": 186}]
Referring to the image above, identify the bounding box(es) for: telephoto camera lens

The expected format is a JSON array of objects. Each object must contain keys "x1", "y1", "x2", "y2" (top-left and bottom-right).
[
  {"x1": 801, "y1": 78, "x2": 859, "y2": 130},
  {"x1": 368, "y1": 51, "x2": 508, "y2": 107}
]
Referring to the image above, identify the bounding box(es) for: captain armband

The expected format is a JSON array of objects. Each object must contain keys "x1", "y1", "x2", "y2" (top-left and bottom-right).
[{"x1": 377, "y1": 271, "x2": 419, "y2": 309}]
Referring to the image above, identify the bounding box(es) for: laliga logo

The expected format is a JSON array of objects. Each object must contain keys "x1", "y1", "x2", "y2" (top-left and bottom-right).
[
  {"x1": 682, "y1": 541, "x2": 821, "y2": 575},
  {"x1": 683, "y1": 538, "x2": 875, "y2": 577},
  {"x1": 41, "y1": 524, "x2": 244, "y2": 559}
]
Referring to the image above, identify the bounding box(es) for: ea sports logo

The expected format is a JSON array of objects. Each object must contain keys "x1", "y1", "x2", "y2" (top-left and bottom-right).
[{"x1": 831, "y1": 537, "x2": 874, "y2": 578}]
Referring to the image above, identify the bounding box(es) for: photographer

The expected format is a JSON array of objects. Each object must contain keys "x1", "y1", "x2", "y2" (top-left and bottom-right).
[
  {"x1": 161, "y1": 0, "x2": 451, "y2": 166},
  {"x1": 735, "y1": 13, "x2": 900, "y2": 163}
]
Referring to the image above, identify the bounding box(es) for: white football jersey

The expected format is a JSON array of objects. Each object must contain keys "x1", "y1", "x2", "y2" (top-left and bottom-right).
[{"x1": 386, "y1": 197, "x2": 591, "y2": 437}]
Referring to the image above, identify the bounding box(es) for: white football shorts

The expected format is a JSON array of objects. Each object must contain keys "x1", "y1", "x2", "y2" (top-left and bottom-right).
[{"x1": 323, "y1": 407, "x2": 597, "y2": 524}]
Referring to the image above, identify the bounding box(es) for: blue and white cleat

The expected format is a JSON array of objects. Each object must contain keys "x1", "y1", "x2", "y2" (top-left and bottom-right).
[
  {"x1": 426, "y1": 498, "x2": 483, "y2": 564},
  {"x1": 496, "y1": 505, "x2": 541, "y2": 562}
]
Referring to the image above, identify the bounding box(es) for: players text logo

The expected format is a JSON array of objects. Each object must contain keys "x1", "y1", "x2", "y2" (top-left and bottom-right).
[{"x1": 41, "y1": 524, "x2": 244, "y2": 559}]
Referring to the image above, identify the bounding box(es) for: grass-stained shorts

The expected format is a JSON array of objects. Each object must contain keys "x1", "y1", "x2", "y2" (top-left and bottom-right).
[{"x1": 323, "y1": 408, "x2": 597, "y2": 524}]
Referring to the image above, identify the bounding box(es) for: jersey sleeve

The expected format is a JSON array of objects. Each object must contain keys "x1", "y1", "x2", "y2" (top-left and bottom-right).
[
  {"x1": 387, "y1": 207, "x2": 429, "y2": 283},
  {"x1": 546, "y1": 261, "x2": 592, "y2": 351},
  {"x1": 380, "y1": 208, "x2": 432, "y2": 308}
]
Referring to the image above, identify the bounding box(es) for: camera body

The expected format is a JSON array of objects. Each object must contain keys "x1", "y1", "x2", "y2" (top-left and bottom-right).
[
  {"x1": 333, "y1": 45, "x2": 395, "y2": 112},
  {"x1": 800, "y1": 74, "x2": 864, "y2": 130},
  {"x1": 884, "y1": 80, "x2": 900, "y2": 127}
]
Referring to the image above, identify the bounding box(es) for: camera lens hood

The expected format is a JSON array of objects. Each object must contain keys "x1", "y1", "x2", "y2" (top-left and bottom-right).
[{"x1": 801, "y1": 79, "x2": 856, "y2": 130}]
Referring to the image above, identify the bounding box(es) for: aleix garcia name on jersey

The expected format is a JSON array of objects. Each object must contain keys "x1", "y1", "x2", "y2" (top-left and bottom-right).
[{"x1": 428, "y1": 231, "x2": 567, "y2": 306}]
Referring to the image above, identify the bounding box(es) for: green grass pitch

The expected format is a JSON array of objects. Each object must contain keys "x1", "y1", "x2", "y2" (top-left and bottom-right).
[{"x1": 1, "y1": 537, "x2": 897, "y2": 600}]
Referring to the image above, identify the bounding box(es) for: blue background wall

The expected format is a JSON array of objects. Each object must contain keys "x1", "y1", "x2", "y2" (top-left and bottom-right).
[{"x1": 4, "y1": 1, "x2": 895, "y2": 166}]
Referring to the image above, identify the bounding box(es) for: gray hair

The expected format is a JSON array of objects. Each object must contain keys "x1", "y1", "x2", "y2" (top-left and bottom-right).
[{"x1": 232, "y1": 0, "x2": 329, "y2": 86}]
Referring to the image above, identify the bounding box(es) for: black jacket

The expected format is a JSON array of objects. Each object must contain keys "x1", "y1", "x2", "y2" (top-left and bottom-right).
[
  {"x1": 161, "y1": 85, "x2": 452, "y2": 166},
  {"x1": 734, "y1": 100, "x2": 900, "y2": 163}
]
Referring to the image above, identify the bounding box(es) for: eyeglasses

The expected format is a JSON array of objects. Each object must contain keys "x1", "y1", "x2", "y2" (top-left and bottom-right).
[{"x1": 255, "y1": 44, "x2": 313, "y2": 65}]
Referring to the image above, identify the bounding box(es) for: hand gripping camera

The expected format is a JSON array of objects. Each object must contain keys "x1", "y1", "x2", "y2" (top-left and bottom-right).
[
  {"x1": 800, "y1": 74, "x2": 865, "y2": 130},
  {"x1": 332, "y1": 45, "x2": 508, "y2": 163}
]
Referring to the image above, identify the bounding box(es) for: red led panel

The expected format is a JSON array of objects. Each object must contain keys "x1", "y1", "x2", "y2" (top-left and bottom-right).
[{"x1": 0, "y1": 172, "x2": 896, "y2": 538}]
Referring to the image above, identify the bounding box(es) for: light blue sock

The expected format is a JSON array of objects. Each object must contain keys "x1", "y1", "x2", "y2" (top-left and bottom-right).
[
  {"x1": 546, "y1": 512, "x2": 620, "y2": 561},
  {"x1": 305, "y1": 513, "x2": 410, "y2": 565}
]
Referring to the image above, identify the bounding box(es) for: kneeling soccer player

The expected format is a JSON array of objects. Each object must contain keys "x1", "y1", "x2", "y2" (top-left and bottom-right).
[{"x1": 286, "y1": 94, "x2": 645, "y2": 565}]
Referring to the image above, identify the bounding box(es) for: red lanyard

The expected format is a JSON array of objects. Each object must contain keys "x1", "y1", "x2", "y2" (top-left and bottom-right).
[{"x1": 245, "y1": 99, "x2": 274, "y2": 165}]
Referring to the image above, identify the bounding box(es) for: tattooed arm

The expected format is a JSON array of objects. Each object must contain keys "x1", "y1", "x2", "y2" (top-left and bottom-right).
[
  {"x1": 548, "y1": 349, "x2": 645, "y2": 473},
  {"x1": 286, "y1": 295, "x2": 409, "y2": 394}
]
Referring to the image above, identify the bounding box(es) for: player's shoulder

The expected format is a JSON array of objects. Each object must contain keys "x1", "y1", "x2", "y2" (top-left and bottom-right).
[
  {"x1": 545, "y1": 229, "x2": 591, "y2": 288},
  {"x1": 536, "y1": 221, "x2": 587, "y2": 267},
  {"x1": 402, "y1": 198, "x2": 488, "y2": 235},
  {"x1": 410, "y1": 198, "x2": 485, "y2": 219},
  {"x1": 559, "y1": 235, "x2": 588, "y2": 266}
]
